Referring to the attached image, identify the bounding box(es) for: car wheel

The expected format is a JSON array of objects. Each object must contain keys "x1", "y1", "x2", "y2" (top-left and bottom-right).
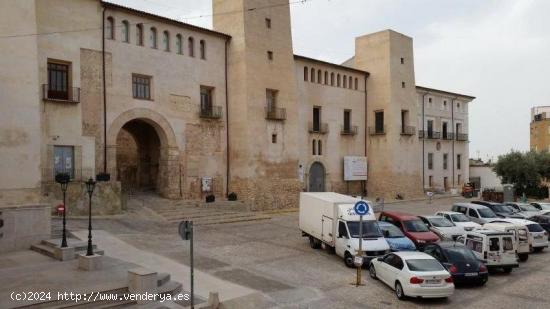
[
  {"x1": 395, "y1": 282, "x2": 406, "y2": 300},
  {"x1": 369, "y1": 265, "x2": 377, "y2": 280},
  {"x1": 309, "y1": 236, "x2": 321, "y2": 249},
  {"x1": 344, "y1": 252, "x2": 355, "y2": 268},
  {"x1": 534, "y1": 247, "x2": 544, "y2": 253},
  {"x1": 503, "y1": 267, "x2": 513, "y2": 274},
  {"x1": 518, "y1": 253, "x2": 529, "y2": 262},
  {"x1": 479, "y1": 279, "x2": 488, "y2": 286}
]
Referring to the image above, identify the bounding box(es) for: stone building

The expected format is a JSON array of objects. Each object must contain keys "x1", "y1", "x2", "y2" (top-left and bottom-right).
[
  {"x1": 530, "y1": 106, "x2": 550, "y2": 152},
  {"x1": 0, "y1": 0, "x2": 475, "y2": 251}
]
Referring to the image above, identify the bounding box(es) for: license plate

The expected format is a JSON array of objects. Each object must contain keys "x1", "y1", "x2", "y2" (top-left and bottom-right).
[
  {"x1": 425, "y1": 279, "x2": 440, "y2": 284},
  {"x1": 465, "y1": 272, "x2": 478, "y2": 277},
  {"x1": 535, "y1": 235, "x2": 543, "y2": 239}
]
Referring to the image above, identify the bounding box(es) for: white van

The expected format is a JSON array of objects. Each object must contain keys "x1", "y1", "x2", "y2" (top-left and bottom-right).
[
  {"x1": 299, "y1": 192, "x2": 390, "y2": 267},
  {"x1": 457, "y1": 229, "x2": 518, "y2": 273},
  {"x1": 491, "y1": 218, "x2": 549, "y2": 253},
  {"x1": 484, "y1": 221, "x2": 530, "y2": 261}
]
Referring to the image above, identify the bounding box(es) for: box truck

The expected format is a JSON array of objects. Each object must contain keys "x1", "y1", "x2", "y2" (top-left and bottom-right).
[{"x1": 299, "y1": 192, "x2": 390, "y2": 267}]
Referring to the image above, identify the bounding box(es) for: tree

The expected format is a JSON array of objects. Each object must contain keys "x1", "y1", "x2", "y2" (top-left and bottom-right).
[{"x1": 493, "y1": 150, "x2": 550, "y2": 198}]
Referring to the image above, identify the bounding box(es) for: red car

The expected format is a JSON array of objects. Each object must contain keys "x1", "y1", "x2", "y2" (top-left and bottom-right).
[{"x1": 378, "y1": 211, "x2": 440, "y2": 247}]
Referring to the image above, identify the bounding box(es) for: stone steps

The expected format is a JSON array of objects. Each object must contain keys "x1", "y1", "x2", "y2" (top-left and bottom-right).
[{"x1": 30, "y1": 239, "x2": 104, "y2": 260}]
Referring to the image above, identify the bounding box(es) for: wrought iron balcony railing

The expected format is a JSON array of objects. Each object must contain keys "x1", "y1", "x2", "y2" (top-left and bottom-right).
[
  {"x1": 369, "y1": 126, "x2": 386, "y2": 136},
  {"x1": 441, "y1": 132, "x2": 455, "y2": 140},
  {"x1": 400, "y1": 126, "x2": 416, "y2": 136},
  {"x1": 456, "y1": 133, "x2": 468, "y2": 141},
  {"x1": 199, "y1": 105, "x2": 223, "y2": 119},
  {"x1": 42, "y1": 84, "x2": 80, "y2": 103},
  {"x1": 309, "y1": 122, "x2": 329, "y2": 134},
  {"x1": 341, "y1": 125, "x2": 358, "y2": 135},
  {"x1": 265, "y1": 107, "x2": 287, "y2": 121},
  {"x1": 419, "y1": 130, "x2": 441, "y2": 139}
]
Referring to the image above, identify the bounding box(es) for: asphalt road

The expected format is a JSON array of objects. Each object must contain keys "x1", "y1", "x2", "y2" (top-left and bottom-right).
[{"x1": 74, "y1": 196, "x2": 550, "y2": 308}]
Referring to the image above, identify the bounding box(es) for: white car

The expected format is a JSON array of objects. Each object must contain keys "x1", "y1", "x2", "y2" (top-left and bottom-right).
[
  {"x1": 419, "y1": 215, "x2": 465, "y2": 240},
  {"x1": 435, "y1": 211, "x2": 481, "y2": 231},
  {"x1": 505, "y1": 203, "x2": 541, "y2": 218},
  {"x1": 369, "y1": 251, "x2": 454, "y2": 300}
]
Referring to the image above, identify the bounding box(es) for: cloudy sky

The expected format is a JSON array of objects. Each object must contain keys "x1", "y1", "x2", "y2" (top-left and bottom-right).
[{"x1": 113, "y1": 0, "x2": 550, "y2": 161}]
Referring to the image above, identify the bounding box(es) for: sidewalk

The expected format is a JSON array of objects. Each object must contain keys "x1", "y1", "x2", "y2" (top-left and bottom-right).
[{"x1": 71, "y1": 229, "x2": 256, "y2": 303}]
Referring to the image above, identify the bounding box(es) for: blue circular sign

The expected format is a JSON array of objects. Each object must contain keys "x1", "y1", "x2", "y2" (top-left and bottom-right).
[{"x1": 354, "y1": 201, "x2": 370, "y2": 216}]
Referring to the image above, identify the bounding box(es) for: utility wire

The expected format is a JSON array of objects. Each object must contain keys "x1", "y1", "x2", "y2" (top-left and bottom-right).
[{"x1": 0, "y1": 0, "x2": 316, "y2": 39}]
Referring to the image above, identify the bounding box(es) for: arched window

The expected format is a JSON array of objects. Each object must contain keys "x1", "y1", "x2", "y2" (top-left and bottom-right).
[
  {"x1": 121, "y1": 20, "x2": 129, "y2": 43},
  {"x1": 200, "y1": 40, "x2": 206, "y2": 59},
  {"x1": 310, "y1": 68, "x2": 315, "y2": 83},
  {"x1": 318, "y1": 140, "x2": 322, "y2": 155},
  {"x1": 317, "y1": 70, "x2": 322, "y2": 84},
  {"x1": 337, "y1": 74, "x2": 341, "y2": 87},
  {"x1": 354, "y1": 78, "x2": 358, "y2": 90},
  {"x1": 188, "y1": 37, "x2": 195, "y2": 57},
  {"x1": 162, "y1": 31, "x2": 170, "y2": 51},
  {"x1": 304, "y1": 67, "x2": 308, "y2": 81},
  {"x1": 343, "y1": 75, "x2": 347, "y2": 88},
  {"x1": 136, "y1": 24, "x2": 144, "y2": 46},
  {"x1": 330, "y1": 72, "x2": 334, "y2": 86},
  {"x1": 176, "y1": 34, "x2": 183, "y2": 54},
  {"x1": 324, "y1": 71, "x2": 328, "y2": 85},
  {"x1": 312, "y1": 140, "x2": 316, "y2": 155},
  {"x1": 106, "y1": 16, "x2": 114, "y2": 39},
  {"x1": 150, "y1": 27, "x2": 157, "y2": 49},
  {"x1": 348, "y1": 76, "x2": 353, "y2": 89}
]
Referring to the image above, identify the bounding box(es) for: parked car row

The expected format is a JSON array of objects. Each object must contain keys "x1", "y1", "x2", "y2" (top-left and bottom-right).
[
  {"x1": 299, "y1": 193, "x2": 550, "y2": 301},
  {"x1": 370, "y1": 201, "x2": 549, "y2": 301}
]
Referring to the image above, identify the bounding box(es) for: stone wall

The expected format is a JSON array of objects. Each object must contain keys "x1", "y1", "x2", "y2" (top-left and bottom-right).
[
  {"x1": 42, "y1": 181, "x2": 122, "y2": 216},
  {"x1": 0, "y1": 204, "x2": 51, "y2": 253}
]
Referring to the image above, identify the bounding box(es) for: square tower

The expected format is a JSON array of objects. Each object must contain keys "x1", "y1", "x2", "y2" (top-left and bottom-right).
[
  {"x1": 354, "y1": 30, "x2": 423, "y2": 199},
  {"x1": 213, "y1": 0, "x2": 302, "y2": 209}
]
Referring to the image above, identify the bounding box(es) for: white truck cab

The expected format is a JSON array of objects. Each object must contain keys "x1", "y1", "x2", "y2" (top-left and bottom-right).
[
  {"x1": 299, "y1": 192, "x2": 390, "y2": 268},
  {"x1": 457, "y1": 228, "x2": 519, "y2": 273}
]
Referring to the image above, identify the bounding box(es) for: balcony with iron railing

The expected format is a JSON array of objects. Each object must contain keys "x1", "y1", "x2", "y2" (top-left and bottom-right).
[
  {"x1": 42, "y1": 84, "x2": 80, "y2": 103},
  {"x1": 265, "y1": 107, "x2": 287, "y2": 121},
  {"x1": 456, "y1": 133, "x2": 468, "y2": 141},
  {"x1": 441, "y1": 132, "x2": 455, "y2": 140},
  {"x1": 309, "y1": 122, "x2": 329, "y2": 134},
  {"x1": 400, "y1": 125, "x2": 416, "y2": 136},
  {"x1": 418, "y1": 130, "x2": 441, "y2": 139},
  {"x1": 199, "y1": 105, "x2": 223, "y2": 119},
  {"x1": 369, "y1": 126, "x2": 386, "y2": 136},
  {"x1": 341, "y1": 125, "x2": 358, "y2": 136}
]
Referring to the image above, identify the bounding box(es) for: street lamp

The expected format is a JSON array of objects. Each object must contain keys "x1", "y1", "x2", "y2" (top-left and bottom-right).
[
  {"x1": 55, "y1": 173, "x2": 70, "y2": 248},
  {"x1": 85, "y1": 178, "x2": 96, "y2": 256}
]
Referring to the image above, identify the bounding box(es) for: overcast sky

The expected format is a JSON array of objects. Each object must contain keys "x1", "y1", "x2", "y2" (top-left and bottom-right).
[{"x1": 113, "y1": 0, "x2": 550, "y2": 161}]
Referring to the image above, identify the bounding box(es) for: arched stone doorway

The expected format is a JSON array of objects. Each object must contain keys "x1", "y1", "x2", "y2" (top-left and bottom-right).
[
  {"x1": 107, "y1": 109, "x2": 180, "y2": 199},
  {"x1": 116, "y1": 120, "x2": 160, "y2": 193},
  {"x1": 308, "y1": 161, "x2": 326, "y2": 192}
]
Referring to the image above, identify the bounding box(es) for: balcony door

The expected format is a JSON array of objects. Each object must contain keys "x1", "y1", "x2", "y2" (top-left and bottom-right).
[{"x1": 48, "y1": 62, "x2": 69, "y2": 100}]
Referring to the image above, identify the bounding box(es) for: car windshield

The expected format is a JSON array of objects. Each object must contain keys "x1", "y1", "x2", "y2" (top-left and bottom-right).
[
  {"x1": 403, "y1": 220, "x2": 430, "y2": 232},
  {"x1": 379, "y1": 224, "x2": 405, "y2": 238},
  {"x1": 347, "y1": 221, "x2": 383, "y2": 238},
  {"x1": 478, "y1": 208, "x2": 498, "y2": 218},
  {"x1": 450, "y1": 214, "x2": 470, "y2": 222},
  {"x1": 492, "y1": 205, "x2": 513, "y2": 213},
  {"x1": 406, "y1": 259, "x2": 445, "y2": 272},
  {"x1": 428, "y1": 217, "x2": 455, "y2": 227},
  {"x1": 445, "y1": 247, "x2": 477, "y2": 262},
  {"x1": 520, "y1": 204, "x2": 539, "y2": 212},
  {"x1": 527, "y1": 224, "x2": 544, "y2": 233}
]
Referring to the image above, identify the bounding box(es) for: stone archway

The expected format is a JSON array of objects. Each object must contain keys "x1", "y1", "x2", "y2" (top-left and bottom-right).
[
  {"x1": 107, "y1": 108, "x2": 180, "y2": 199},
  {"x1": 308, "y1": 161, "x2": 326, "y2": 192}
]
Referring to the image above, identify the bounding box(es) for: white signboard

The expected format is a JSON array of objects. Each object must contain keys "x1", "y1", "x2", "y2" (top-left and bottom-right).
[
  {"x1": 344, "y1": 156, "x2": 367, "y2": 181},
  {"x1": 201, "y1": 177, "x2": 212, "y2": 192}
]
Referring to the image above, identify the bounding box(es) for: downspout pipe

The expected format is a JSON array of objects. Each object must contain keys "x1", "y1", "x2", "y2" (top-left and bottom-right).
[
  {"x1": 363, "y1": 74, "x2": 369, "y2": 196},
  {"x1": 224, "y1": 38, "x2": 230, "y2": 197},
  {"x1": 421, "y1": 92, "x2": 428, "y2": 191},
  {"x1": 451, "y1": 97, "x2": 457, "y2": 188},
  {"x1": 97, "y1": 6, "x2": 110, "y2": 182}
]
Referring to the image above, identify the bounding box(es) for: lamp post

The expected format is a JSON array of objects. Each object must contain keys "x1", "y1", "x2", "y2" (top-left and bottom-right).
[
  {"x1": 55, "y1": 173, "x2": 70, "y2": 248},
  {"x1": 85, "y1": 178, "x2": 96, "y2": 256}
]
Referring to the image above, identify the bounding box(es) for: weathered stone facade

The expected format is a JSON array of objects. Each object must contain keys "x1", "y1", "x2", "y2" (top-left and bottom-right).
[{"x1": 0, "y1": 0, "x2": 475, "y2": 234}]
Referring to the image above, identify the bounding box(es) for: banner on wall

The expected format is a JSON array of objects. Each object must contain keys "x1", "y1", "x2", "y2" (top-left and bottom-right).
[{"x1": 343, "y1": 156, "x2": 367, "y2": 181}]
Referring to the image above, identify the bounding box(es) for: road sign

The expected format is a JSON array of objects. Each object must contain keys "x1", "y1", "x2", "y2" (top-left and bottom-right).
[
  {"x1": 354, "y1": 256, "x2": 363, "y2": 267},
  {"x1": 354, "y1": 201, "x2": 370, "y2": 216},
  {"x1": 179, "y1": 220, "x2": 193, "y2": 240}
]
